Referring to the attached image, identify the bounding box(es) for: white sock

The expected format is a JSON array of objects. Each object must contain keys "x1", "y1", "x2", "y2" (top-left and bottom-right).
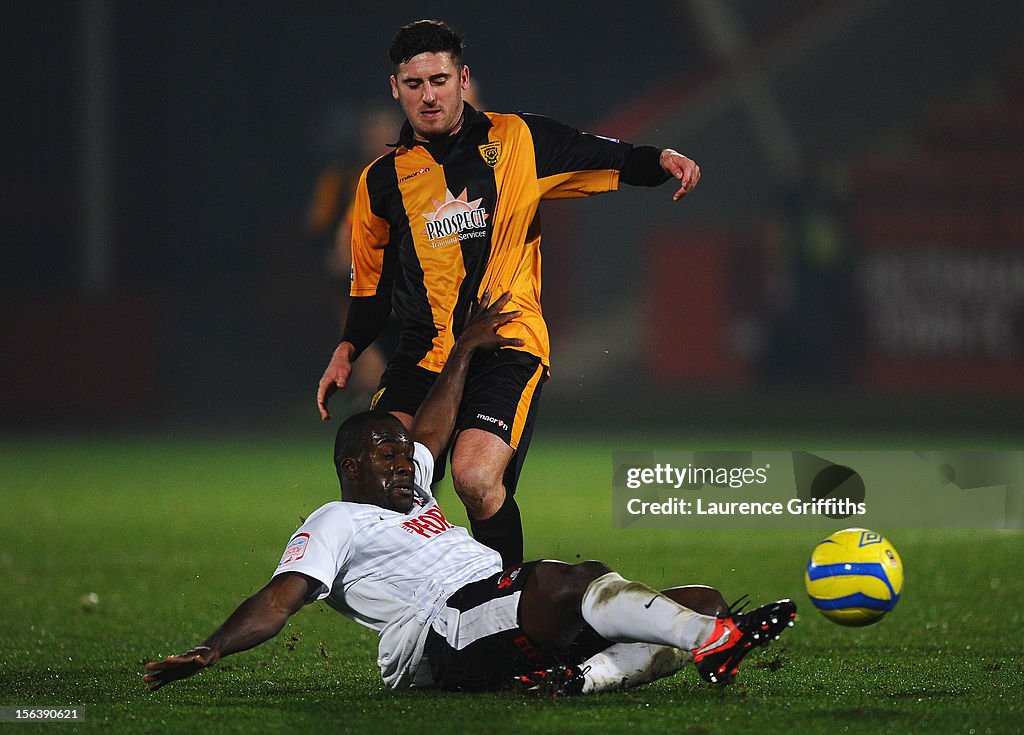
[
  {"x1": 578, "y1": 643, "x2": 691, "y2": 694},
  {"x1": 580, "y1": 572, "x2": 717, "y2": 650}
]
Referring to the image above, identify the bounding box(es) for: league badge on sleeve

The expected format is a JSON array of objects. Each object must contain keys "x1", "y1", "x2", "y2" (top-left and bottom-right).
[{"x1": 278, "y1": 533, "x2": 310, "y2": 567}]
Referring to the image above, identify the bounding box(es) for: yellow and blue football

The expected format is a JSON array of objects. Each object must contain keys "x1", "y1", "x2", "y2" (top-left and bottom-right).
[{"x1": 805, "y1": 528, "x2": 903, "y2": 626}]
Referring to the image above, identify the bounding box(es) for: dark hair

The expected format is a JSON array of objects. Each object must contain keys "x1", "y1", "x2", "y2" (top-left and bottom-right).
[
  {"x1": 334, "y1": 411, "x2": 404, "y2": 479},
  {"x1": 388, "y1": 19, "x2": 464, "y2": 68}
]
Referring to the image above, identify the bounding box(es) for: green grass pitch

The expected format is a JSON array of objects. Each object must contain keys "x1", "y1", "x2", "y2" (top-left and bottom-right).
[{"x1": 1, "y1": 430, "x2": 1021, "y2": 734}]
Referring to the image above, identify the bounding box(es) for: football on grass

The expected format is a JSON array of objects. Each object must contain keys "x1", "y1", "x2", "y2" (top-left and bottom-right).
[{"x1": 805, "y1": 528, "x2": 903, "y2": 626}]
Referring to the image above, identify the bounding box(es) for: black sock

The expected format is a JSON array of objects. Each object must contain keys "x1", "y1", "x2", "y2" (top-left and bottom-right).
[{"x1": 469, "y1": 493, "x2": 523, "y2": 568}]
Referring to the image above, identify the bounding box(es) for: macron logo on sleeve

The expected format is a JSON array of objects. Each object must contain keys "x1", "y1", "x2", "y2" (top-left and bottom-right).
[{"x1": 278, "y1": 533, "x2": 310, "y2": 567}]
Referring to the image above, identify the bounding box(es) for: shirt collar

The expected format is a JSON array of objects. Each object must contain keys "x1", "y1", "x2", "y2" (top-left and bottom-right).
[{"x1": 392, "y1": 102, "x2": 491, "y2": 148}]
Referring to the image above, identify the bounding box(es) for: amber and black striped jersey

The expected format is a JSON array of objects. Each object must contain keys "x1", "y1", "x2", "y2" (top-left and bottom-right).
[{"x1": 347, "y1": 103, "x2": 662, "y2": 373}]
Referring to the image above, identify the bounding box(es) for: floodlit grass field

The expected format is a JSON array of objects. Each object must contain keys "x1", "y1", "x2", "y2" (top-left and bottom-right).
[{"x1": 1, "y1": 430, "x2": 1021, "y2": 734}]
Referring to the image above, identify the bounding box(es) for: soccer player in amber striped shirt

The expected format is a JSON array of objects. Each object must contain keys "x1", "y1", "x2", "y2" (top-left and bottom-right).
[{"x1": 318, "y1": 20, "x2": 701, "y2": 568}]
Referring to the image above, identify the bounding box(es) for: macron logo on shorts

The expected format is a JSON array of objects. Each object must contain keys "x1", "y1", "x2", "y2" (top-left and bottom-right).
[
  {"x1": 278, "y1": 533, "x2": 310, "y2": 566},
  {"x1": 476, "y1": 413, "x2": 509, "y2": 432}
]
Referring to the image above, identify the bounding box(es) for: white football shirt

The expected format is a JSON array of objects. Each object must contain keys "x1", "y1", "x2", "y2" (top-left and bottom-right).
[{"x1": 272, "y1": 441, "x2": 502, "y2": 688}]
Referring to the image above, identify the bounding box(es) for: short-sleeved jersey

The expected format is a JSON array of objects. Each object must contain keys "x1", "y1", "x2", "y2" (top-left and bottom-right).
[
  {"x1": 350, "y1": 104, "x2": 632, "y2": 372},
  {"x1": 272, "y1": 441, "x2": 502, "y2": 688}
]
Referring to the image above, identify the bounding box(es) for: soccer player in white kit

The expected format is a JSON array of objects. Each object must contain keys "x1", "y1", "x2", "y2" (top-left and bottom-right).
[{"x1": 144, "y1": 292, "x2": 795, "y2": 695}]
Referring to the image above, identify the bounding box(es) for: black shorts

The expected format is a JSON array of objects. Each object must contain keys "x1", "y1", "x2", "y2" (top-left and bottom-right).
[
  {"x1": 371, "y1": 349, "x2": 547, "y2": 493},
  {"x1": 422, "y1": 563, "x2": 546, "y2": 691},
  {"x1": 421, "y1": 562, "x2": 610, "y2": 691}
]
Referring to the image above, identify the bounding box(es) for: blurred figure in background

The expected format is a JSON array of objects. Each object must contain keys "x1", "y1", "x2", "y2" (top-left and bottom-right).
[
  {"x1": 760, "y1": 161, "x2": 855, "y2": 387},
  {"x1": 305, "y1": 104, "x2": 404, "y2": 407}
]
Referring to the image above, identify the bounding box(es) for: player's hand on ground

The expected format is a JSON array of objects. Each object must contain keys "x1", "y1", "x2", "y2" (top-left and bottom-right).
[
  {"x1": 659, "y1": 149, "x2": 701, "y2": 201},
  {"x1": 317, "y1": 341, "x2": 356, "y2": 421},
  {"x1": 142, "y1": 646, "x2": 219, "y2": 691},
  {"x1": 460, "y1": 290, "x2": 524, "y2": 354}
]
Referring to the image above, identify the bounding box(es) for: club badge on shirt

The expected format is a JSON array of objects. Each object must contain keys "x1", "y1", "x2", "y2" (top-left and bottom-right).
[{"x1": 478, "y1": 141, "x2": 501, "y2": 167}]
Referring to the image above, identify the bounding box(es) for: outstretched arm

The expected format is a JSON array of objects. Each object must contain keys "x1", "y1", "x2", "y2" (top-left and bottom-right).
[
  {"x1": 143, "y1": 572, "x2": 317, "y2": 691},
  {"x1": 619, "y1": 145, "x2": 701, "y2": 201},
  {"x1": 411, "y1": 290, "x2": 523, "y2": 460}
]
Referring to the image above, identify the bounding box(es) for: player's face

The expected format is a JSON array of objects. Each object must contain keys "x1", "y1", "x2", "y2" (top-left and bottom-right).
[
  {"x1": 390, "y1": 52, "x2": 469, "y2": 141},
  {"x1": 358, "y1": 429, "x2": 417, "y2": 514}
]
